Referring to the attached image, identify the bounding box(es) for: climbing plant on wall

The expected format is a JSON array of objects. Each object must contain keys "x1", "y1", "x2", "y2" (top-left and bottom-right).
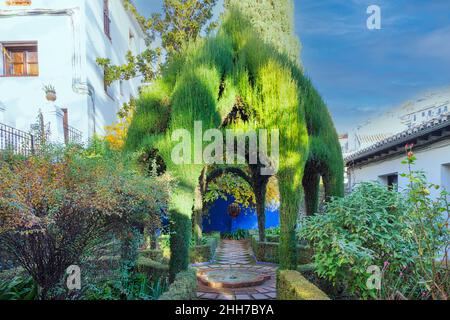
[{"x1": 126, "y1": 2, "x2": 343, "y2": 277}]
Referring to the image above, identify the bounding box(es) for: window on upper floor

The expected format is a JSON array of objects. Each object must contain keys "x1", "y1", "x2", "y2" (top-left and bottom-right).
[
  {"x1": 379, "y1": 173, "x2": 398, "y2": 192},
  {"x1": 444, "y1": 106, "x2": 448, "y2": 113},
  {"x1": 1, "y1": 42, "x2": 38, "y2": 77},
  {"x1": 442, "y1": 164, "x2": 450, "y2": 199},
  {"x1": 6, "y1": 0, "x2": 32, "y2": 5},
  {"x1": 104, "y1": 0, "x2": 111, "y2": 40},
  {"x1": 129, "y1": 31, "x2": 135, "y2": 47},
  {"x1": 387, "y1": 174, "x2": 398, "y2": 191}
]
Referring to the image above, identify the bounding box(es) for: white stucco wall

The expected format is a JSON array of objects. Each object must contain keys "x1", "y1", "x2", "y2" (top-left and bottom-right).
[
  {"x1": 84, "y1": 0, "x2": 146, "y2": 137},
  {"x1": 0, "y1": 1, "x2": 86, "y2": 136},
  {"x1": 0, "y1": 0, "x2": 146, "y2": 141},
  {"x1": 348, "y1": 139, "x2": 450, "y2": 199}
]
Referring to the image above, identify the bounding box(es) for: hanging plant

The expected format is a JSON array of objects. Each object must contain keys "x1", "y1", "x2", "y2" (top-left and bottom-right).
[{"x1": 227, "y1": 203, "x2": 241, "y2": 219}]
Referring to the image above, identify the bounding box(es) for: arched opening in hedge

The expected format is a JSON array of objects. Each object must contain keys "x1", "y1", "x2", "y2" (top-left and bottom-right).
[{"x1": 125, "y1": 8, "x2": 344, "y2": 280}]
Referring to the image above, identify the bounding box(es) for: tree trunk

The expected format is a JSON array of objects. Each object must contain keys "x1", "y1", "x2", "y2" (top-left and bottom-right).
[
  {"x1": 192, "y1": 184, "x2": 203, "y2": 245},
  {"x1": 250, "y1": 163, "x2": 269, "y2": 243},
  {"x1": 193, "y1": 167, "x2": 207, "y2": 245},
  {"x1": 254, "y1": 179, "x2": 268, "y2": 242},
  {"x1": 302, "y1": 161, "x2": 320, "y2": 216}
]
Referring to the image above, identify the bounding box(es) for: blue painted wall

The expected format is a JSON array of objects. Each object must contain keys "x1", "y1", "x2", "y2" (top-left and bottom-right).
[{"x1": 202, "y1": 197, "x2": 280, "y2": 233}]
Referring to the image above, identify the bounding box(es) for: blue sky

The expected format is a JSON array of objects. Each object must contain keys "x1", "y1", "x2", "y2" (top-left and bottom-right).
[{"x1": 134, "y1": 0, "x2": 450, "y2": 133}]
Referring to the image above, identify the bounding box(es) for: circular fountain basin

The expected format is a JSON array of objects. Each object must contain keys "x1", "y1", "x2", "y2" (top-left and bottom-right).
[{"x1": 197, "y1": 269, "x2": 271, "y2": 288}]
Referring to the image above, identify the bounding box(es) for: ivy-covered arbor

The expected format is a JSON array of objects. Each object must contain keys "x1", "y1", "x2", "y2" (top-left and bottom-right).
[{"x1": 125, "y1": 4, "x2": 343, "y2": 279}]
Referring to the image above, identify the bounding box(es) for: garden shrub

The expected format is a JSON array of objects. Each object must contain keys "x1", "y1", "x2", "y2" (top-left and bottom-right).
[
  {"x1": 299, "y1": 182, "x2": 418, "y2": 299},
  {"x1": 265, "y1": 227, "x2": 280, "y2": 237},
  {"x1": 158, "y1": 268, "x2": 198, "y2": 300},
  {"x1": 157, "y1": 234, "x2": 172, "y2": 261},
  {"x1": 83, "y1": 271, "x2": 169, "y2": 301},
  {"x1": 297, "y1": 263, "x2": 316, "y2": 274},
  {"x1": 401, "y1": 147, "x2": 449, "y2": 300},
  {"x1": 0, "y1": 146, "x2": 172, "y2": 299},
  {"x1": 264, "y1": 227, "x2": 280, "y2": 243},
  {"x1": 136, "y1": 256, "x2": 169, "y2": 279},
  {"x1": 221, "y1": 229, "x2": 250, "y2": 240},
  {"x1": 96, "y1": 255, "x2": 122, "y2": 270},
  {"x1": 277, "y1": 270, "x2": 329, "y2": 300},
  {"x1": 252, "y1": 240, "x2": 313, "y2": 265},
  {"x1": 140, "y1": 249, "x2": 164, "y2": 262},
  {"x1": 266, "y1": 235, "x2": 280, "y2": 243},
  {"x1": 0, "y1": 274, "x2": 38, "y2": 300},
  {"x1": 189, "y1": 245, "x2": 212, "y2": 264},
  {"x1": 189, "y1": 235, "x2": 219, "y2": 264}
]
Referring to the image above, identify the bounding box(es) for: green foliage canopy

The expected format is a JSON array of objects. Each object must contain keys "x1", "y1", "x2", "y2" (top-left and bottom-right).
[
  {"x1": 126, "y1": 4, "x2": 344, "y2": 276},
  {"x1": 224, "y1": 0, "x2": 301, "y2": 64}
]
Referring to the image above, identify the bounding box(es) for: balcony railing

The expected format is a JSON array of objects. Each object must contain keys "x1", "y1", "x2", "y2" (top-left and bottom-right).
[
  {"x1": 0, "y1": 122, "x2": 35, "y2": 156},
  {"x1": 65, "y1": 125, "x2": 83, "y2": 145},
  {"x1": 1, "y1": 120, "x2": 82, "y2": 157}
]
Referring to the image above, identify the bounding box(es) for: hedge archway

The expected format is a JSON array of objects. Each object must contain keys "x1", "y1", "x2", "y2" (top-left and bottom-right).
[{"x1": 126, "y1": 8, "x2": 343, "y2": 279}]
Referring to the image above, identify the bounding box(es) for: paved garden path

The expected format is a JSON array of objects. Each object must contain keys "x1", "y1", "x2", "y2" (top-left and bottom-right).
[{"x1": 195, "y1": 240, "x2": 278, "y2": 300}]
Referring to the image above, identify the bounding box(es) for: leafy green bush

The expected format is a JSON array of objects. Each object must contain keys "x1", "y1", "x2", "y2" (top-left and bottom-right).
[
  {"x1": 0, "y1": 145, "x2": 172, "y2": 299},
  {"x1": 83, "y1": 272, "x2": 169, "y2": 301},
  {"x1": 158, "y1": 268, "x2": 197, "y2": 300},
  {"x1": 189, "y1": 235, "x2": 219, "y2": 263},
  {"x1": 0, "y1": 275, "x2": 38, "y2": 300},
  {"x1": 221, "y1": 229, "x2": 250, "y2": 240},
  {"x1": 136, "y1": 256, "x2": 169, "y2": 279},
  {"x1": 299, "y1": 182, "x2": 417, "y2": 299},
  {"x1": 277, "y1": 270, "x2": 330, "y2": 300},
  {"x1": 401, "y1": 146, "x2": 449, "y2": 300},
  {"x1": 300, "y1": 148, "x2": 449, "y2": 300},
  {"x1": 266, "y1": 227, "x2": 280, "y2": 237}
]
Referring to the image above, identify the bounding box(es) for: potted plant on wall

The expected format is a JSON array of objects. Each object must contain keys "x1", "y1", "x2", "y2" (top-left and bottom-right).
[{"x1": 43, "y1": 84, "x2": 57, "y2": 102}]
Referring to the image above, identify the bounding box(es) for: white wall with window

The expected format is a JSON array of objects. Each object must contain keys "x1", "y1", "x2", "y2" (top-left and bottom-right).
[
  {"x1": 442, "y1": 163, "x2": 450, "y2": 196},
  {"x1": 0, "y1": 0, "x2": 146, "y2": 142},
  {"x1": 348, "y1": 139, "x2": 450, "y2": 200}
]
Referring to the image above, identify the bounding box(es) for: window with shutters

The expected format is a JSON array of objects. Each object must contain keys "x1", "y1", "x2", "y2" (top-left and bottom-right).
[
  {"x1": 1, "y1": 42, "x2": 38, "y2": 77},
  {"x1": 104, "y1": 0, "x2": 111, "y2": 40}
]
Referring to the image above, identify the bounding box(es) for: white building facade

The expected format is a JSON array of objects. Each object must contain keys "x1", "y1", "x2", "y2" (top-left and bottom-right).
[
  {"x1": 346, "y1": 114, "x2": 450, "y2": 200},
  {"x1": 343, "y1": 87, "x2": 450, "y2": 156},
  {"x1": 0, "y1": 0, "x2": 146, "y2": 143}
]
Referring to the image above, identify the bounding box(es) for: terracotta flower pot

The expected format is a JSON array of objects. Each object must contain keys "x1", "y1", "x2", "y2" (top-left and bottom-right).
[
  {"x1": 227, "y1": 203, "x2": 241, "y2": 219},
  {"x1": 46, "y1": 92, "x2": 57, "y2": 102}
]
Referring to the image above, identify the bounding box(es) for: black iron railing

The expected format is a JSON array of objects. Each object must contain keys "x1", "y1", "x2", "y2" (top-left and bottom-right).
[
  {"x1": 0, "y1": 122, "x2": 35, "y2": 156},
  {"x1": 0, "y1": 120, "x2": 81, "y2": 156},
  {"x1": 65, "y1": 125, "x2": 83, "y2": 145}
]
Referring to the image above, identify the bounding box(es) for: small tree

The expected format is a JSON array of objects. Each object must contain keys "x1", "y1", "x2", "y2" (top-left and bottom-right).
[
  {"x1": 402, "y1": 145, "x2": 449, "y2": 300},
  {"x1": 152, "y1": 0, "x2": 218, "y2": 57},
  {"x1": 299, "y1": 182, "x2": 417, "y2": 299},
  {"x1": 97, "y1": 0, "x2": 218, "y2": 87},
  {"x1": 0, "y1": 147, "x2": 171, "y2": 299}
]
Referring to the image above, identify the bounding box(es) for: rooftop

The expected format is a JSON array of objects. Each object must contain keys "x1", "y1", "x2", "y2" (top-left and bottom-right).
[{"x1": 345, "y1": 112, "x2": 450, "y2": 167}]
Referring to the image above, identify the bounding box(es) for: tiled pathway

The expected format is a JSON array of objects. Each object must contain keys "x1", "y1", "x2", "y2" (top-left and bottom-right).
[
  {"x1": 195, "y1": 240, "x2": 278, "y2": 300},
  {"x1": 214, "y1": 240, "x2": 255, "y2": 265}
]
